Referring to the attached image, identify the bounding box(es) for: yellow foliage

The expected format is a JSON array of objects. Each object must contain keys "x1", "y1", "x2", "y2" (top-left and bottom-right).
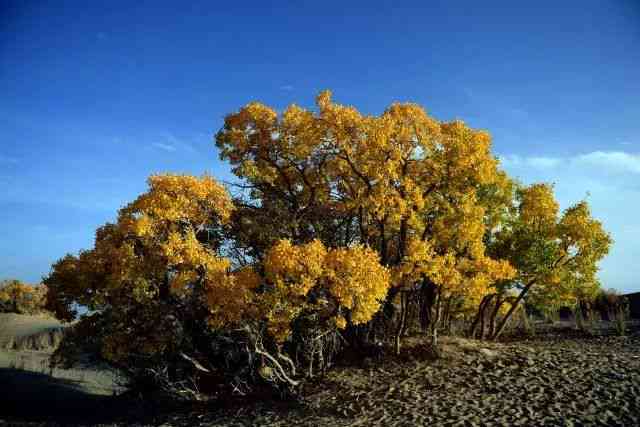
[
  {"x1": 0, "y1": 280, "x2": 48, "y2": 314},
  {"x1": 264, "y1": 239, "x2": 326, "y2": 297},
  {"x1": 518, "y1": 183, "x2": 559, "y2": 230},
  {"x1": 46, "y1": 174, "x2": 242, "y2": 363},
  {"x1": 215, "y1": 90, "x2": 530, "y2": 345},
  {"x1": 324, "y1": 245, "x2": 391, "y2": 325},
  {"x1": 491, "y1": 182, "x2": 612, "y2": 315},
  {"x1": 258, "y1": 240, "x2": 391, "y2": 341}
]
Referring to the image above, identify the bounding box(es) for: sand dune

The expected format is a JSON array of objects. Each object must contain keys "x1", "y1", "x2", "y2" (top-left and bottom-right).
[
  {"x1": 0, "y1": 313, "x2": 66, "y2": 351},
  {"x1": 0, "y1": 313, "x2": 122, "y2": 406}
]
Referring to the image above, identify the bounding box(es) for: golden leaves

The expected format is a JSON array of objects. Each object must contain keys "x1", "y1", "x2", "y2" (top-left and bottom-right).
[
  {"x1": 491, "y1": 181, "x2": 612, "y2": 311},
  {"x1": 324, "y1": 245, "x2": 391, "y2": 325},
  {"x1": 264, "y1": 239, "x2": 327, "y2": 297},
  {"x1": 259, "y1": 240, "x2": 391, "y2": 341},
  {"x1": 215, "y1": 89, "x2": 526, "y2": 329},
  {"x1": 122, "y1": 174, "x2": 234, "y2": 231},
  {"x1": 45, "y1": 174, "x2": 240, "y2": 362},
  {"x1": 518, "y1": 183, "x2": 559, "y2": 229}
]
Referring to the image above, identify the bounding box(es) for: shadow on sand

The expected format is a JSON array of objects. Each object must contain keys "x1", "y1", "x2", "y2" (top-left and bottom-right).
[{"x1": 0, "y1": 368, "x2": 147, "y2": 425}]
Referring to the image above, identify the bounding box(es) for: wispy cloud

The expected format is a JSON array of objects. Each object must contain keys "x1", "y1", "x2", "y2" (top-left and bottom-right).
[
  {"x1": 167, "y1": 133, "x2": 197, "y2": 153},
  {"x1": 0, "y1": 155, "x2": 18, "y2": 164},
  {"x1": 279, "y1": 84, "x2": 294, "y2": 91},
  {"x1": 500, "y1": 151, "x2": 640, "y2": 175},
  {"x1": 151, "y1": 133, "x2": 198, "y2": 154},
  {"x1": 149, "y1": 133, "x2": 204, "y2": 155},
  {"x1": 151, "y1": 142, "x2": 177, "y2": 152}
]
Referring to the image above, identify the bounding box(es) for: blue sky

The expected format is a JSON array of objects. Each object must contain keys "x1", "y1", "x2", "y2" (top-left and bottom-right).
[{"x1": 1, "y1": 1, "x2": 638, "y2": 292}]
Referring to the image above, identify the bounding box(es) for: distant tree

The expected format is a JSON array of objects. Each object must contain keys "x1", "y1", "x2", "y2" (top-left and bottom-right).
[{"x1": 0, "y1": 279, "x2": 48, "y2": 314}]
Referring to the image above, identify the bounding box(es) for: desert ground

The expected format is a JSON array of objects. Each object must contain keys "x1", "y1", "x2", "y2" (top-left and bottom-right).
[{"x1": 1, "y1": 316, "x2": 639, "y2": 426}]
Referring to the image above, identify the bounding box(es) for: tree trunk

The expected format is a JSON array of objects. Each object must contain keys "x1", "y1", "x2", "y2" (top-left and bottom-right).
[
  {"x1": 490, "y1": 280, "x2": 536, "y2": 340},
  {"x1": 441, "y1": 297, "x2": 451, "y2": 334},
  {"x1": 394, "y1": 291, "x2": 408, "y2": 355},
  {"x1": 379, "y1": 219, "x2": 388, "y2": 266},
  {"x1": 479, "y1": 306, "x2": 487, "y2": 340},
  {"x1": 470, "y1": 294, "x2": 494, "y2": 338},
  {"x1": 419, "y1": 279, "x2": 436, "y2": 332},
  {"x1": 488, "y1": 297, "x2": 505, "y2": 339},
  {"x1": 430, "y1": 289, "x2": 441, "y2": 356},
  {"x1": 383, "y1": 286, "x2": 400, "y2": 332}
]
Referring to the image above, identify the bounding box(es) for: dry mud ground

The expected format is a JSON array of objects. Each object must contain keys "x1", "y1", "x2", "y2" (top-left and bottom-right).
[{"x1": 2, "y1": 323, "x2": 640, "y2": 426}]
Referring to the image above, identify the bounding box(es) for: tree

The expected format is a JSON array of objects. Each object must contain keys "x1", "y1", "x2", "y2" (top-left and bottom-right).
[
  {"x1": 45, "y1": 174, "x2": 245, "y2": 392},
  {"x1": 45, "y1": 173, "x2": 391, "y2": 393},
  {"x1": 255, "y1": 239, "x2": 391, "y2": 377},
  {"x1": 44, "y1": 90, "x2": 613, "y2": 399},
  {"x1": 216, "y1": 91, "x2": 515, "y2": 353},
  {"x1": 0, "y1": 279, "x2": 48, "y2": 315},
  {"x1": 486, "y1": 184, "x2": 612, "y2": 339}
]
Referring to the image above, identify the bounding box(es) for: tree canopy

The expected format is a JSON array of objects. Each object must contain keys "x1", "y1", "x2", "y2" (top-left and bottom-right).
[{"x1": 44, "y1": 90, "x2": 612, "y2": 397}]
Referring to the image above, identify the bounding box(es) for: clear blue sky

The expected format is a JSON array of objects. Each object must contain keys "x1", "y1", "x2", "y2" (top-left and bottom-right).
[{"x1": 1, "y1": 1, "x2": 639, "y2": 292}]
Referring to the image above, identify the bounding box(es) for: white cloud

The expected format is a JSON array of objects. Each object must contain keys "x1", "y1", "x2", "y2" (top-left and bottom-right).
[
  {"x1": 574, "y1": 151, "x2": 640, "y2": 174},
  {"x1": 149, "y1": 133, "x2": 204, "y2": 155},
  {"x1": 501, "y1": 155, "x2": 562, "y2": 169},
  {"x1": 527, "y1": 157, "x2": 562, "y2": 169},
  {"x1": 499, "y1": 151, "x2": 640, "y2": 175},
  {"x1": 168, "y1": 134, "x2": 197, "y2": 153},
  {"x1": 279, "y1": 85, "x2": 294, "y2": 91}
]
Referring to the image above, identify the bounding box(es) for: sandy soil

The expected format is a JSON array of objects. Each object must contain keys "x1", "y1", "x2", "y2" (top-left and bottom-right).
[
  {"x1": 168, "y1": 329, "x2": 640, "y2": 427},
  {"x1": 2, "y1": 322, "x2": 639, "y2": 426}
]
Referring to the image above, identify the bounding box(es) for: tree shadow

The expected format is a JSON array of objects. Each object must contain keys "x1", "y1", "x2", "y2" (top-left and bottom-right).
[{"x1": 0, "y1": 368, "x2": 147, "y2": 425}]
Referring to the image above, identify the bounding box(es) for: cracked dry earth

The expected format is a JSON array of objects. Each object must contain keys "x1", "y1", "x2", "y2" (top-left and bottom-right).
[{"x1": 172, "y1": 331, "x2": 640, "y2": 427}]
